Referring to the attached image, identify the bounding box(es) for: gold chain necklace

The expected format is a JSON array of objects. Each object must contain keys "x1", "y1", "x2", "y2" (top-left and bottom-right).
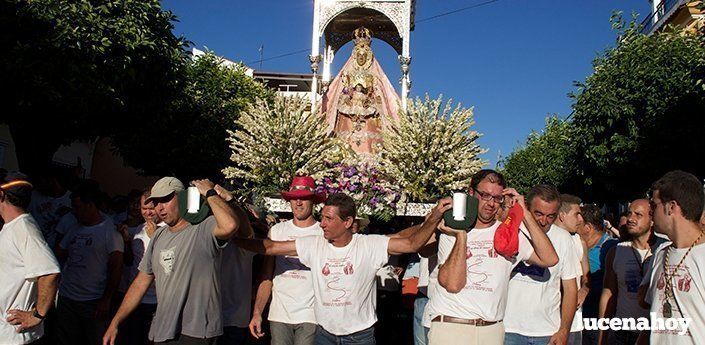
[{"x1": 661, "y1": 230, "x2": 704, "y2": 318}]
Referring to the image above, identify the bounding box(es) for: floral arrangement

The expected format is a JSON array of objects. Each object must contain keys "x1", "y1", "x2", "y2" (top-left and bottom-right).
[
  {"x1": 316, "y1": 161, "x2": 402, "y2": 222},
  {"x1": 222, "y1": 95, "x2": 347, "y2": 200},
  {"x1": 376, "y1": 95, "x2": 487, "y2": 202}
]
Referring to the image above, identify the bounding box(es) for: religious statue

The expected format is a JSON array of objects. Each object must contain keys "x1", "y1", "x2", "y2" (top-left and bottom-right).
[{"x1": 337, "y1": 27, "x2": 382, "y2": 144}]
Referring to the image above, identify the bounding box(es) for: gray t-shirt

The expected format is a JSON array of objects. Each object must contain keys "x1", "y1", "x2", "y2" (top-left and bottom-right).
[
  {"x1": 59, "y1": 216, "x2": 123, "y2": 301},
  {"x1": 139, "y1": 216, "x2": 225, "y2": 342}
]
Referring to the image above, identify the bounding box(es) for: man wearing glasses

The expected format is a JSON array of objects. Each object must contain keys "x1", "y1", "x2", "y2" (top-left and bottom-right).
[{"x1": 425, "y1": 169, "x2": 559, "y2": 345}]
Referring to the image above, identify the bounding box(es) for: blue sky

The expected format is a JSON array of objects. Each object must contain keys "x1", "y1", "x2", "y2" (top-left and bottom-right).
[{"x1": 164, "y1": 0, "x2": 652, "y2": 167}]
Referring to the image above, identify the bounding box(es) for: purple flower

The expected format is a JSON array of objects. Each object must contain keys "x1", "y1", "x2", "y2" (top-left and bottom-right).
[{"x1": 348, "y1": 185, "x2": 357, "y2": 192}]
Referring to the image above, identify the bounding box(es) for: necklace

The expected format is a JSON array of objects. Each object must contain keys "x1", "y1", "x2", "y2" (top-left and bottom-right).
[
  {"x1": 662, "y1": 230, "x2": 704, "y2": 318},
  {"x1": 630, "y1": 243, "x2": 651, "y2": 277}
]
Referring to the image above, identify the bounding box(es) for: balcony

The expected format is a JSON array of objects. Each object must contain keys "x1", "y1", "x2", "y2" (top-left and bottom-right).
[{"x1": 640, "y1": 0, "x2": 687, "y2": 34}]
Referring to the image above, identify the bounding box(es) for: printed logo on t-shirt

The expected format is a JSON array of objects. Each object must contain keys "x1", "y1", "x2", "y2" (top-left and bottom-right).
[
  {"x1": 67, "y1": 233, "x2": 93, "y2": 268},
  {"x1": 321, "y1": 257, "x2": 354, "y2": 307},
  {"x1": 463, "y1": 239, "x2": 506, "y2": 291},
  {"x1": 160, "y1": 246, "x2": 176, "y2": 275},
  {"x1": 653, "y1": 264, "x2": 694, "y2": 337}
]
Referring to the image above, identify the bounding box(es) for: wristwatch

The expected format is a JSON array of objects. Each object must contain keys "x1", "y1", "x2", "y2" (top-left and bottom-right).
[
  {"x1": 33, "y1": 310, "x2": 45, "y2": 320},
  {"x1": 205, "y1": 188, "x2": 218, "y2": 199}
]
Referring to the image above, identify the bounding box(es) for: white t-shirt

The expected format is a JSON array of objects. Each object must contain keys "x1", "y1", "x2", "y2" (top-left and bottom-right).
[
  {"x1": 295, "y1": 234, "x2": 390, "y2": 335},
  {"x1": 504, "y1": 225, "x2": 578, "y2": 336},
  {"x1": 612, "y1": 242, "x2": 652, "y2": 320},
  {"x1": 118, "y1": 224, "x2": 157, "y2": 304},
  {"x1": 0, "y1": 214, "x2": 61, "y2": 344},
  {"x1": 570, "y1": 233, "x2": 585, "y2": 332},
  {"x1": 29, "y1": 190, "x2": 71, "y2": 247},
  {"x1": 59, "y1": 215, "x2": 124, "y2": 301},
  {"x1": 119, "y1": 225, "x2": 144, "y2": 293},
  {"x1": 221, "y1": 244, "x2": 255, "y2": 328},
  {"x1": 268, "y1": 220, "x2": 322, "y2": 325},
  {"x1": 645, "y1": 242, "x2": 705, "y2": 344},
  {"x1": 423, "y1": 263, "x2": 439, "y2": 328},
  {"x1": 425, "y1": 221, "x2": 534, "y2": 322}
]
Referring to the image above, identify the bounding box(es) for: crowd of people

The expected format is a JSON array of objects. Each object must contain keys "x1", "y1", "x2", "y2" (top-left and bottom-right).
[{"x1": 0, "y1": 167, "x2": 703, "y2": 345}]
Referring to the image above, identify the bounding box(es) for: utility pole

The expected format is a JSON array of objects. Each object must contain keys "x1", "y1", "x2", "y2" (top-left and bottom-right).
[{"x1": 258, "y1": 45, "x2": 264, "y2": 70}]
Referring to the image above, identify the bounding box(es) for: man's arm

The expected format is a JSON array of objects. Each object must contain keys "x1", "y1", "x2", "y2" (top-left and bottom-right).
[
  {"x1": 578, "y1": 238, "x2": 591, "y2": 308},
  {"x1": 103, "y1": 272, "x2": 155, "y2": 345},
  {"x1": 232, "y1": 238, "x2": 298, "y2": 256},
  {"x1": 388, "y1": 198, "x2": 452, "y2": 255},
  {"x1": 214, "y1": 184, "x2": 254, "y2": 239},
  {"x1": 6, "y1": 273, "x2": 59, "y2": 332},
  {"x1": 522, "y1": 210, "x2": 558, "y2": 268},
  {"x1": 249, "y1": 255, "x2": 274, "y2": 339},
  {"x1": 96, "y1": 251, "x2": 123, "y2": 319},
  {"x1": 598, "y1": 247, "x2": 618, "y2": 345},
  {"x1": 550, "y1": 278, "x2": 578, "y2": 345},
  {"x1": 502, "y1": 188, "x2": 558, "y2": 268},
  {"x1": 193, "y1": 179, "x2": 240, "y2": 241},
  {"x1": 437, "y1": 226, "x2": 467, "y2": 294},
  {"x1": 118, "y1": 224, "x2": 134, "y2": 266}
]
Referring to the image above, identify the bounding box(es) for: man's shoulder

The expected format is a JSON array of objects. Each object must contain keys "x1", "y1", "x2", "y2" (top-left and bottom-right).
[{"x1": 270, "y1": 220, "x2": 290, "y2": 232}]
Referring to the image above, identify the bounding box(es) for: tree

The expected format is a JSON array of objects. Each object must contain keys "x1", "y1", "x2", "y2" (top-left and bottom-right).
[
  {"x1": 569, "y1": 13, "x2": 705, "y2": 200},
  {"x1": 500, "y1": 117, "x2": 579, "y2": 195},
  {"x1": 111, "y1": 52, "x2": 274, "y2": 181},
  {"x1": 222, "y1": 95, "x2": 346, "y2": 201},
  {"x1": 376, "y1": 95, "x2": 486, "y2": 202},
  {"x1": 0, "y1": 0, "x2": 186, "y2": 175}
]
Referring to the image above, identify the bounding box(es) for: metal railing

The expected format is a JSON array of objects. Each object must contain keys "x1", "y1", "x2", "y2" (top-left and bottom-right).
[{"x1": 639, "y1": 0, "x2": 687, "y2": 34}]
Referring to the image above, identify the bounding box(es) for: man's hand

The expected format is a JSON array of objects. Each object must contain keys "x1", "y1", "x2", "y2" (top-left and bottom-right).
[
  {"x1": 5, "y1": 309, "x2": 41, "y2": 333},
  {"x1": 103, "y1": 323, "x2": 118, "y2": 345},
  {"x1": 429, "y1": 198, "x2": 453, "y2": 222},
  {"x1": 437, "y1": 220, "x2": 466, "y2": 238},
  {"x1": 502, "y1": 188, "x2": 526, "y2": 210},
  {"x1": 249, "y1": 313, "x2": 265, "y2": 339},
  {"x1": 94, "y1": 297, "x2": 111, "y2": 319},
  {"x1": 213, "y1": 184, "x2": 234, "y2": 202},
  {"x1": 548, "y1": 329, "x2": 569, "y2": 345},
  {"x1": 145, "y1": 218, "x2": 158, "y2": 237},
  {"x1": 192, "y1": 179, "x2": 216, "y2": 196}
]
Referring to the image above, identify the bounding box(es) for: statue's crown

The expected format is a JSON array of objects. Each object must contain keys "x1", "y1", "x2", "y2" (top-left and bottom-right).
[{"x1": 353, "y1": 27, "x2": 372, "y2": 45}]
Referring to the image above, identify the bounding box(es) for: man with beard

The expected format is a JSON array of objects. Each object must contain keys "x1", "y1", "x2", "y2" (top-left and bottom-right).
[
  {"x1": 641, "y1": 171, "x2": 705, "y2": 344},
  {"x1": 599, "y1": 199, "x2": 665, "y2": 345},
  {"x1": 424, "y1": 170, "x2": 559, "y2": 345}
]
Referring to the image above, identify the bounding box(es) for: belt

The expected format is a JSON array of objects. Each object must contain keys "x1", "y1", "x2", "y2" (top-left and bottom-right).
[{"x1": 432, "y1": 315, "x2": 498, "y2": 326}]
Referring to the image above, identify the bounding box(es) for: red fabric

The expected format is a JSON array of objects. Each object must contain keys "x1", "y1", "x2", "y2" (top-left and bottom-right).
[
  {"x1": 494, "y1": 203, "x2": 524, "y2": 258},
  {"x1": 280, "y1": 176, "x2": 326, "y2": 203}
]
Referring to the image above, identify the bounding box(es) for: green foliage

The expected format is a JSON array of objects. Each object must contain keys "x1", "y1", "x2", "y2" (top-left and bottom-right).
[
  {"x1": 503, "y1": 13, "x2": 705, "y2": 201},
  {"x1": 111, "y1": 51, "x2": 273, "y2": 180},
  {"x1": 569, "y1": 13, "x2": 705, "y2": 200},
  {"x1": 376, "y1": 95, "x2": 487, "y2": 202},
  {"x1": 223, "y1": 95, "x2": 346, "y2": 200},
  {"x1": 1, "y1": 0, "x2": 186, "y2": 173},
  {"x1": 500, "y1": 117, "x2": 578, "y2": 195}
]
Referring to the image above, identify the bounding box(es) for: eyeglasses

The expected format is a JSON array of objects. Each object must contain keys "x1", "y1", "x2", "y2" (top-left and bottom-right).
[
  {"x1": 649, "y1": 199, "x2": 664, "y2": 211},
  {"x1": 472, "y1": 188, "x2": 504, "y2": 204}
]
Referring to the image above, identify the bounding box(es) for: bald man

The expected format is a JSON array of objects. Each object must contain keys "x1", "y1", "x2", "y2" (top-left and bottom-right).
[{"x1": 598, "y1": 199, "x2": 666, "y2": 345}]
